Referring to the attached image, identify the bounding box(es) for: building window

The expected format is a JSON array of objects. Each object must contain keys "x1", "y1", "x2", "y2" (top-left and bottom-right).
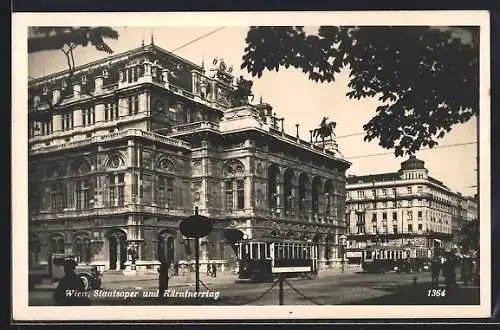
[
  {"x1": 392, "y1": 188, "x2": 397, "y2": 196},
  {"x1": 372, "y1": 189, "x2": 377, "y2": 198},
  {"x1": 408, "y1": 224, "x2": 413, "y2": 232},
  {"x1": 236, "y1": 179, "x2": 244, "y2": 210},
  {"x1": 128, "y1": 95, "x2": 139, "y2": 115},
  {"x1": 393, "y1": 225, "x2": 398, "y2": 234},
  {"x1": 357, "y1": 190, "x2": 365, "y2": 199},
  {"x1": 117, "y1": 174, "x2": 125, "y2": 206},
  {"x1": 225, "y1": 181, "x2": 233, "y2": 210},
  {"x1": 418, "y1": 211, "x2": 423, "y2": 219},
  {"x1": 382, "y1": 188, "x2": 387, "y2": 196},
  {"x1": 356, "y1": 213, "x2": 365, "y2": 234},
  {"x1": 82, "y1": 107, "x2": 95, "y2": 126},
  {"x1": 105, "y1": 102, "x2": 119, "y2": 121},
  {"x1": 372, "y1": 226, "x2": 378, "y2": 234},
  {"x1": 61, "y1": 112, "x2": 73, "y2": 131},
  {"x1": 392, "y1": 212, "x2": 397, "y2": 221},
  {"x1": 418, "y1": 223, "x2": 423, "y2": 231},
  {"x1": 382, "y1": 212, "x2": 387, "y2": 220},
  {"x1": 107, "y1": 174, "x2": 116, "y2": 207},
  {"x1": 157, "y1": 176, "x2": 174, "y2": 207},
  {"x1": 50, "y1": 182, "x2": 64, "y2": 212},
  {"x1": 371, "y1": 213, "x2": 377, "y2": 222},
  {"x1": 50, "y1": 235, "x2": 65, "y2": 254},
  {"x1": 407, "y1": 211, "x2": 413, "y2": 220},
  {"x1": 75, "y1": 179, "x2": 90, "y2": 209},
  {"x1": 383, "y1": 201, "x2": 387, "y2": 208},
  {"x1": 407, "y1": 187, "x2": 412, "y2": 194},
  {"x1": 74, "y1": 235, "x2": 91, "y2": 263},
  {"x1": 418, "y1": 186, "x2": 423, "y2": 193}
]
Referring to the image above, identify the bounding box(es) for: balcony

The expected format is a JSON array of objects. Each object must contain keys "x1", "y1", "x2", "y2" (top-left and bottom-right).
[
  {"x1": 170, "y1": 121, "x2": 220, "y2": 134},
  {"x1": 29, "y1": 129, "x2": 191, "y2": 155},
  {"x1": 32, "y1": 204, "x2": 192, "y2": 221}
]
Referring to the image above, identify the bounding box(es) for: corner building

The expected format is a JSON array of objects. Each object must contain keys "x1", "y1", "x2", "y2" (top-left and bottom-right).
[
  {"x1": 28, "y1": 40, "x2": 351, "y2": 273},
  {"x1": 344, "y1": 156, "x2": 478, "y2": 263}
]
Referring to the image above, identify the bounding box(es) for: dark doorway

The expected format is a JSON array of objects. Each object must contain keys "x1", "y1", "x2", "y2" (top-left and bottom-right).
[{"x1": 108, "y1": 231, "x2": 127, "y2": 270}]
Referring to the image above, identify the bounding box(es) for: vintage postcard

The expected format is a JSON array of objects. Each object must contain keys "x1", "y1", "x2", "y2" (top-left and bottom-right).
[{"x1": 12, "y1": 11, "x2": 491, "y2": 321}]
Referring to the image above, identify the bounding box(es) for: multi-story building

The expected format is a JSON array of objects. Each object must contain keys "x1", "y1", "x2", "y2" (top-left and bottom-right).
[
  {"x1": 28, "y1": 39, "x2": 351, "y2": 273},
  {"x1": 344, "y1": 156, "x2": 476, "y2": 263}
]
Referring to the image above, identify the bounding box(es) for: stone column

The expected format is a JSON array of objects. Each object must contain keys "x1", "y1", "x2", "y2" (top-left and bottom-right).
[
  {"x1": 118, "y1": 98, "x2": 128, "y2": 117},
  {"x1": 162, "y1": 69, "x2": 170, "y2": 88},
  {"x1": 52, "y1": 89, "x2": 60, "y2": 104},
  {"x1": 116, "y1": 238, "x2": 122, "y2": 270},
  {"x1": 94, "y1": 103, "x2": 105, "y2": 123},
  {"x1": 95, "y1": 76, "x2": 103, "y2": 94},
  {"x1": 52, "y1": 114, "x2": 62, "y2": 132},
  {"x1": 73, "y1": 83, "x2": 81, "y2": 98},
  {"x1": 73, "y1": 108, "x2": 83, "y2": 128},
  {"x1": 139, "y1": 92, "x2": 148, "y2": 114}
]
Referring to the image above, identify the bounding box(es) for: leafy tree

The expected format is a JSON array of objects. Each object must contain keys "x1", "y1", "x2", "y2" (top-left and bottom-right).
[
  {"x1": 28, "y1": 27, "x2": 119, "y2": 110},
  {"x1": 241, "y1": 26, "x2": 479, "y2": 156},
  {"x1": 459, "y1": 219, "x2": 480, "y2": 253}
]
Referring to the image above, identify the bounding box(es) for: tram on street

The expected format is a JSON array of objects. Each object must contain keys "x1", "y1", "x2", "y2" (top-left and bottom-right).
[
  {"x1": 361, "y1": 245, "x2": 432, "y2": 273},
  {"x1": 235, "y1": 238, "x2": 319, "y2": 282}
]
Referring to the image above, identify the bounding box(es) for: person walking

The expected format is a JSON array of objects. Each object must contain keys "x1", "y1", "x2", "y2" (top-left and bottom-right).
[
  {"x1": 53, "y1": 259, "x2": 91, "y2": 306},
  {"x1": 211, "y1": 262, "x2": 217, "y2": 278},
  {"x1": 431, "y1": 257, "x2": 441, "y2": 286},
  {"x1": 158, "y1": 260, "x2": 170, "y2": 300}
]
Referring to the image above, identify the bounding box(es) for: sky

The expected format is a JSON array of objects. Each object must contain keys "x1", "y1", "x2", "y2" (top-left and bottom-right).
[{"x1": 28, "y1": 26, "x2": 479, "y2": 196}]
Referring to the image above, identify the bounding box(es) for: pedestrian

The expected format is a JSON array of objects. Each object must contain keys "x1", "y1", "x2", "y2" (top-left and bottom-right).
[
  {"x1": 211, "y1": 262, "x2": 217, "y2": 278},
  {"x1": 462, "y1": 256, "x2": 473, "y2": 285},
  {"x1": 206, "y1": 262, "x2": 212, "y2": 277},
  {"x1": 157, "y1": 261, "x2": 170, "y2": 300},
  {"x1": 431, "y1": 257, "x2": 441, "y2": 286},
  {"x1": 53, "y1": 259, "x2": 91, "y2": 306},
  {"x1": 173, "y1": 262, "x2": 179, "y2": 276}
]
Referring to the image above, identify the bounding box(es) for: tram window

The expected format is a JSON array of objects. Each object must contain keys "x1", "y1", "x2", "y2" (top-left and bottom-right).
[
  {"x1": 259, "y1": 243, "x2": 265, "y2": 259},
  {"x1": 265, "y1": 243, "x2": 270, "y2": 259},
  {"x1": 252, "y1": 243, "x2": 259, "y2": 259},
  {"x1": 277, "y1": 245, "x2": 283, "y2": 259},
  {"x1": 284, "y1": 244, "x2": 289, "y2": 259},
  {"x1": 243, "y1": 244, "x2": 250, "y2": 259}
]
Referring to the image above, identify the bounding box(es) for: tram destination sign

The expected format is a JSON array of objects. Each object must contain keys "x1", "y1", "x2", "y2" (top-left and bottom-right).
[{"x1": 271, "y1": 266, "x2": 312, "y2": 274}]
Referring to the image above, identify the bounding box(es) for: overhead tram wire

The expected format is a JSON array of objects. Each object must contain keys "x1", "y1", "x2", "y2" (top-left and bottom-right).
[
  {"x1": 171, "y1": 27, "x2": 226, "y2": 53},
  {"x1": 344, "y1": 141, "x2": 477, "y2": 160}
]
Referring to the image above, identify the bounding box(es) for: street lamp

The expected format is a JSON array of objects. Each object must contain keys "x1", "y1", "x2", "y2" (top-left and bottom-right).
[
  {"x1": 179, "y1": 207, "x2": 213, "y2": 299},
  {"x1": 339, "y1": 234, "x2": 347, "y2": 273}
]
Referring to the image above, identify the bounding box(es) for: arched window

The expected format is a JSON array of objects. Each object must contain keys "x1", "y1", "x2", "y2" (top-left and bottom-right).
[
  {"x1": 324, "y1": 179, "x2": 333, "y2": 216},
  {"x1": 311, "y1": 177, "x2": 322, "y2": 214},
  {"x1": 50, "y1": 234, "x2": 65, "y2": 254},
  {"x1": 267, "y1": 164, "x2": 280, "y2": 210},
  {"x1": 298, "y1": 173, "x2": 309, "y2": 216},
  {"x1": 283, "y1": 168, "x2": 294, "y2": 213},
  {"x1": 223, "y1": 160, "x2": 246, "y2": 210}
]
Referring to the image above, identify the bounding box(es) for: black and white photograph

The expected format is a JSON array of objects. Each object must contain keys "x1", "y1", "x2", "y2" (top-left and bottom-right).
[{"x1": 12, "y1": 11, "x2": 491, "y2": 321}]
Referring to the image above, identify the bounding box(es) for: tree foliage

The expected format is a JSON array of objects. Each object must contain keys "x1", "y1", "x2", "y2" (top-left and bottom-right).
[
  {"x1": 458, "y1": 219, "x2": 480, "y2": 253},
  {"x1": 241, "y1": 26, "x2": 479, "y2": 156},
  {"x1": 28, "y1": 27, "x2": 119, "y2": 111}
]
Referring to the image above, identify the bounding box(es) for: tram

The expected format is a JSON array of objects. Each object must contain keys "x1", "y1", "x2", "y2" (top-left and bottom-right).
[
  {"x1": 361, "y1": 245, "x2": 432, "y2": 273},
  {"x1": 235, "y1": 238, "x2": 319, "y2": 282}
]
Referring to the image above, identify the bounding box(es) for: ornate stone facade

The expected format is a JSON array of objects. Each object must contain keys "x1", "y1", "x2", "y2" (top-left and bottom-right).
[{"x1": 28, "y1": 40, "x2": 350, "y2": 273}]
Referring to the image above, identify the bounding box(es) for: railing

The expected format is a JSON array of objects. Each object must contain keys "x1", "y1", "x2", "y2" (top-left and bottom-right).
[
  {"x1": 171, "y1": 121, "x2": 220, "y2": 133},
  {"x1": 33, "y1": 204, "x2": 192, "y2": 220},
  {"x1": 29, "y1": 129, "x2": 191, "y2": 154}
]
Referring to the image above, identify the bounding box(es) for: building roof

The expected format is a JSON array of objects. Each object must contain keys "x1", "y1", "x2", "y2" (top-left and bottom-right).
[
  {"x1": 400, "y1": 155, "x2": 426, "y2": 171},
  {"x1": 346, "y1": 172, "x2": 400, "y2": 185},
  {"x1": 29, "y1": 42, "x2": 203, "y2": 86}
]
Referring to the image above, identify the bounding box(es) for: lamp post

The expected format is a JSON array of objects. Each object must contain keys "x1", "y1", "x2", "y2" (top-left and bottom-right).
[{"x1": 179, "y1": 206, "x2": 213, "y2": 300}]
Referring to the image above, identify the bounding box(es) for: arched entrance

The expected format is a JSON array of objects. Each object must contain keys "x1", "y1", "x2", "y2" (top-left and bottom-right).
[
  {"x1": 106, "y1": 229, "x2": 127, "y2": 270},
  {"x1": 158, "y1": 230, "x2": 176, "y2": 263},
  {"x1": 268, "y1": 164, "x2": 280, "y2": 209}
]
